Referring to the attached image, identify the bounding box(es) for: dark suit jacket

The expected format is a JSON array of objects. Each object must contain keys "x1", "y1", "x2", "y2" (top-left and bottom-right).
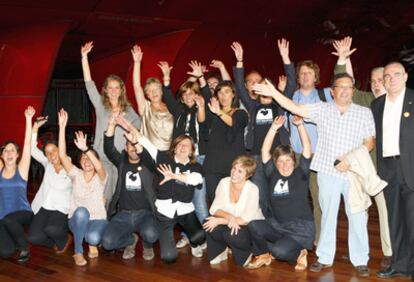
[{"x1": 371, "y1": 88, "x2": 414, "y2": 190}]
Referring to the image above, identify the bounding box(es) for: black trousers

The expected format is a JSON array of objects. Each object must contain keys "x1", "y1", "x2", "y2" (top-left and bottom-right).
[
  {"x1": 0, "y1": 220, "x2": 15, "y2": 258},
  {"x1": 157, "y1": 211, "x2": 205, "y2": 263},
  {"x1": 207, "y1": 225, "x2": 252, "y2": 266},
  {"x1": 1, "y1": 210, "x2": 33, "y2": 255},
  {"x1": 28, "y1": 208, "x2": 69, "y2": 250},
  {"x1": 380, "y1": 157, "x2": 414, "y2": 274},
  {"x1": 248, "y1": 219, "x2": 302, "y2": 264},
  {"x1": 205, "y1": 172, "x2": 227, "y2": 204}
]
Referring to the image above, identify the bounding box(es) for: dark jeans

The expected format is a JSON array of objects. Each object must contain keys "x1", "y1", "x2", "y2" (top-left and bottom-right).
[
  {"x1": 0, "y1": 220, "x2": 15, "y2": 258},
  {"x1": 102, "y1": 209, "x2": 159, "y2": 250},
  {"x1": 28, "y1": 208, "x2": 69, "y2": 250},
  {"x1": 380, "y1": 158, "x2": 414, "y2": 274},
  {"x1": 248, "y1": 220, "x2": 301, "y2": 264},
  {"x1": 1, "y1": 210, "x2": 33, "y2": 254},
  {"x1": 207, "y1": 225, "x2": 252, "y2": 266},
  {"x1": 157, "y1": 211, "x2": 205, "y2": 263}
]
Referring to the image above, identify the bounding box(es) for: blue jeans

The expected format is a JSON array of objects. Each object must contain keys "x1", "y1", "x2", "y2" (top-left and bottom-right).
[
  {"x1": 68, "y1": 207, "x2": 108, "y2": 254},
  {"x1": 102, "y1": 210, "x2": 159, "y2": 250},
  {"x1": 316, "y1": 173, "x2": 369, "y2": 266}
]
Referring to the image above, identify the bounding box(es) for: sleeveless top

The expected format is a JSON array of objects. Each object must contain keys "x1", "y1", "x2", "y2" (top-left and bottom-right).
[
  {"x1": 0, "y1": 168, "x2": 31, "y2": 219},
  {"x1": 141, "y1": 100, "x2": 174, "y2": 151}
]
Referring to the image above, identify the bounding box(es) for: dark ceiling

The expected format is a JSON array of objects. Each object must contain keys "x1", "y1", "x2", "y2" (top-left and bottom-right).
[{"x1": 1, "y1": 0, "x2": 414, "y2": 79}]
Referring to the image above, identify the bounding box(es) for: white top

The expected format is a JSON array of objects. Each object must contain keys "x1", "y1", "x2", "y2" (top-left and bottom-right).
[
  {"x1": 382, "y1": 88, "x2": 405, "y2": 157},
  {"x1": 30, "y1": 133, "x2": 72, "y2": 215},
  {"x1": 210, "y1": 177, "x2": 264, "y2": 223}
]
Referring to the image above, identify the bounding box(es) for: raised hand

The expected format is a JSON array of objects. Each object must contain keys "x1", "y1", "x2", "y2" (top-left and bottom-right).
[
  {"x1": 292, "y1": 115, "x2": 304, "y2": 126},
  {"x1": 74, "y1": 131, "x2": 88, "y2": 151},
  {"x1": 208, "y1": 97, "x2": 221, "y2": 115},
  {"x1": 157, "y1": 164, "x2": 175, "y2": 185},
  {"x1": 131, "y1": 45, "x2": 143, "y2": 63},
  {"x1": 230, "y1": 42, "x2": 243, "y2": 62},
  {"x1": 58, "y1": 109, "x2": 68, "y2": 128},
  {"x1": 252, "y1": 79, "x2": 277, "y2": 97},
  {"x1": 194, "y1": 95, "x2": 205, "y2": 108},
  {"x1": 24, "y1": 106, "x2": 36, "y2": 119},
  {"x1": 210, "y1": 60, "x2": 225, "y2": 70},
  {"x1": 34, "y1": 116, "x2": 48, "y2": 128},
  {"x1": 271, "y1": 115, "x2": 286, "y2": 131},
  {"x1": 81, "y1": 41, "x2": 94, "y2": 57},
  {"x1": 332, "y1": 36, "x2": 356, "y2": 59},
  {"x1": 277, "y1": 75, "x2": 287, "y2": 92},
  {"x1": 187, "y1": 60, "x2": 204, "y2": 78},
  {"x1": 123, "y1": 130, "x2": 138, "y2": 144},
  {"x1": 157, "y1": 61, "x2": 173, "y2": 79},
  {"x1": 277, "y1": 38, "x2": 289, "y2": 58}
]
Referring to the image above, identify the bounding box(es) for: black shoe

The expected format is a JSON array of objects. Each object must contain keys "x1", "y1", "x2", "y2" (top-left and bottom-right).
[
  {"x1": 17, "y1": 250, "x2": 30, "y2": 263},
  {"x1": 377, "y1": 267, "x2": 408, "y2": 278},
  {"x1": 355, "y1": 265, "x2": 370, "y2": 277}
]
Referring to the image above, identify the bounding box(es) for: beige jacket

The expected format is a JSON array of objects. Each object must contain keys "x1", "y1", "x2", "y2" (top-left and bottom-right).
[{"x1": 345, "y1": 145, "x2": 388, "y2": 214}]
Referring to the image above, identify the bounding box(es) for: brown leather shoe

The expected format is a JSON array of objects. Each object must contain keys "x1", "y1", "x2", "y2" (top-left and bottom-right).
[
  {"x1": 380, "y1": 256, "x2": 392, "y2": 270},
  {"x1": 247, "y1": 253, "x2": 272, "y2": 269},
  {"x1": 295, "y1": 249, "x2": 308, "y2": 271},
  {"x1": 56, "y1": 234, "x2": 73, "y2": 254},
  {"x1": 309, "y1": 261, "x2": 332, "y2": 272}
]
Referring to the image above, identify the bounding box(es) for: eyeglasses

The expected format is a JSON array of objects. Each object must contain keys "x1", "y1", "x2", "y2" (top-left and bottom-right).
[
  {"x1": 383, "y1": 72, "x2": 405, "y2": 80},
  {"x1": 333, "y1": 85, "x2": 354, "y2": 91}
]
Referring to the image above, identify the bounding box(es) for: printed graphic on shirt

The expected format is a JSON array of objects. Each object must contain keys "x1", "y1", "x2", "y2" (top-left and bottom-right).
[
  {"x1": 256, "y1": 109, "x2": 274, "y2": 125},
  {"x1": 272, "y1": 179, "x2": 290, "y2": 197},
  {"x1": 126, "y1": 171, "x2": 142, "y2": 191},
  {"x1": 174, "y1": 167, "x2": 190, "y2": 185}
]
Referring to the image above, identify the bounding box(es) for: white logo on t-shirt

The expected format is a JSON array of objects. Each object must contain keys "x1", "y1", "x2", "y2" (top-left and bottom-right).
[
  {"x1": 126, "y1": 171, "x2": 142, "y2": 191},
  {"x1": 273, "y1": 179, "x2": 289, "y2": 196}
]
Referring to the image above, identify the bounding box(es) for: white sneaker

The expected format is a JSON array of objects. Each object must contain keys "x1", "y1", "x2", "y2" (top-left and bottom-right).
[
  {"x1": 191, "y1": 245, "x2": 203, "y2": 258},
  {"x1": 209, "y1": 248, "x2": 228, "y2": 265},
  {"x1": 176, "y1": 236, "x2": 189, "y2": 249},
  {"x1": 200, "y1": 242, "x2": 207, "y2": 251}
]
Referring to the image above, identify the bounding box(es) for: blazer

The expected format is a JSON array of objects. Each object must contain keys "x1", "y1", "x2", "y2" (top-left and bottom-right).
[{"x1": 371, "y1": 88, "x2": 414, "y2": 190}]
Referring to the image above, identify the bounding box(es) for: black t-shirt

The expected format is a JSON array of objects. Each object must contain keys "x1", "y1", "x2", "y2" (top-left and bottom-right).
[
  {"x1": 155, "y1": 151, "x2": 203, "y2": 203},
  {"x1": 263, "y1": 155, "x2": 313, "y2": 222},
  {"x1": 251, "y1": 104, "x2": 282, "y2": 155},
  {"x1": 118, "y1": 162, "x2": 152, "y2": 211}
]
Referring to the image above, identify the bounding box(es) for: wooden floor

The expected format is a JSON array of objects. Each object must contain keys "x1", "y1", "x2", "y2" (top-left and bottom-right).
[{"x1": 0, "y1": 187, "x2": 411, "y2": 281}]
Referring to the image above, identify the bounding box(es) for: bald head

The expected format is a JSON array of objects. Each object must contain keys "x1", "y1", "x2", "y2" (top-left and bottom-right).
[{"x1": 383, "y1": 62, "x2": 408, "y2": 97}]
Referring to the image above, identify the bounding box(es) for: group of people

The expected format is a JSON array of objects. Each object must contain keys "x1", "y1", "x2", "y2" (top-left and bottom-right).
[{"x1": 0, "y1": 35, "x2": 413, "y2": 280}]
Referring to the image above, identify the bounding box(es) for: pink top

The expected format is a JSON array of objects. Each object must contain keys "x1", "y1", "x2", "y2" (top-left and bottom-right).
[{"x1": 67, "y1": 166, "x2": 107, "y2": 220}]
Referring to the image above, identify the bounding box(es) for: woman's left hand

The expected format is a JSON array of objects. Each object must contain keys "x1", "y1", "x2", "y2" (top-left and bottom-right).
[
  {"x1": 74, "y1": 131, "x2": 88, "y2": 151},
  {"x1": 228, "y1": 216, "x2": 241, "y2": 235},
  {"x1": 208, "y1": 97, "x2": 221, "y2": 115},
  {"x1": 157, "y1": 164, "x2": 175, "y2": 185}
]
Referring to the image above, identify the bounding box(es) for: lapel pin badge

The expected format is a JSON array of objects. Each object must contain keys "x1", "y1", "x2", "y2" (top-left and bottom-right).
[{"x1": 404, "y1": 112, "x2": 410, "y2": 118}]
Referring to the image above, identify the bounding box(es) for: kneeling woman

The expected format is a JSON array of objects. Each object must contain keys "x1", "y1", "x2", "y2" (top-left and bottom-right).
[
  {"x1": 58, "y1": 109, "x2": 108, "y2": 266},
  {"x1": 203, "y1": 155, "x2": 264, "y2": 267},
  {"x1": 119, "y1": 117, "x2": 206, "y2": 263},
  {"x1": 247, "y1": 116, "x2": 314, "y2": 270}
]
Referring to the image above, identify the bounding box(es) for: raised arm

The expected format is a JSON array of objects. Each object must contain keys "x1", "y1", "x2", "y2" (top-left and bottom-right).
[
  {"x1": 292, "y1": 116, "x2": 311, "y2": 159},
  {"x1": 103, "y1": 114, "x2": 123, "y2": 166},
  {"x1": 277, "y1": 38, "x2": 291, "y2": 65},
  {"x1": 194, "y1": 95, "x2": 206, "y2": 123},
  {"x1": 187, "y1": 60, "x2": 207, "y2": 88},
  {"x1": 277, "y1": 38, "x2": 297, "y2": 96},
  {"x1": 18, "y1": 106, "x2": 35, "y2": 180},
  {"x1": 74, "y1": 131, "x2": 106, "y2": 181},
  {"x1": 261, "y1": 116, "x2": 286, "y2": 163},
  {"x1": 158, "y1": 61, "x2": 173, "y2": 87},
  {"x1": 332, "y1": 36, "x2": 356, "y2": 77},
  {"x1": 131, "y1": 45, "x2": 146, "y2": 116},
  {"x1": 253, "y1": 79, "x2": 310, "y2": 117},
  {"x1": 31, "y1": 116, "x2": 49, "y2": 166},
  {"x1": 207, "y1": 97, "x2": 235, "y2": 127},
  {"x1": 81, "y1": 42, "x2": 93, "y2": 82},
  {"x1": 210, "y1": 60, "x2": 231, "y2": 81},
  {"x1": 58, "y1": 109, "x2": 73, "y2": 173}
]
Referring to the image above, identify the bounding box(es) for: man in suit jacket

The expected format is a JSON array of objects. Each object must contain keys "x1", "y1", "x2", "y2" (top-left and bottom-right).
[{"x1": 371, "y1": 62, "x2": 414, "y2": 279}]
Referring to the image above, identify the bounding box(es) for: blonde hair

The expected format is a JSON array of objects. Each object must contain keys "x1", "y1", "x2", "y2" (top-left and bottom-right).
[
  {"x1": 144, "y1": 77, "x2": 163, "y2": 97},
  {"x1": 232, "y1": 155, "x2": 257, "y2": 178}
]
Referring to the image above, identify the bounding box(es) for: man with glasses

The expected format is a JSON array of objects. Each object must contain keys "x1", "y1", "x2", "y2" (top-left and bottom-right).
[
  {"x1": 253, "y1": 72, "x2": 376, "y2": 277},
  {"x1": 372, "y1": 62, "x2": 414, "y2": 279}
]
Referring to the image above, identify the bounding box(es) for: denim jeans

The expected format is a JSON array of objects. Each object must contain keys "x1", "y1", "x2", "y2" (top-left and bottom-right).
[
  {"x1": 102, "y1": 209, "x2": 159, "y2": 250},
  {"x1": 68, "y1": 207, "x2": 108, "y2": 254}
]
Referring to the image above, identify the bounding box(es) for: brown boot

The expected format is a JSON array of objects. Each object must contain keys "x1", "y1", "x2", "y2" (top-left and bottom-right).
[
  {"x1": 295, "y1": 249, "x2": 308, "y2": 271},
  {"x1": 247, "y1": 253, "x2": 272, "y2": 269},
  {"x1": 56, "y1": 234, "x2": 73, "y2": 254},
  {"x1": 73, "y1": 253, "x2": 87, "y2": 266}
]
